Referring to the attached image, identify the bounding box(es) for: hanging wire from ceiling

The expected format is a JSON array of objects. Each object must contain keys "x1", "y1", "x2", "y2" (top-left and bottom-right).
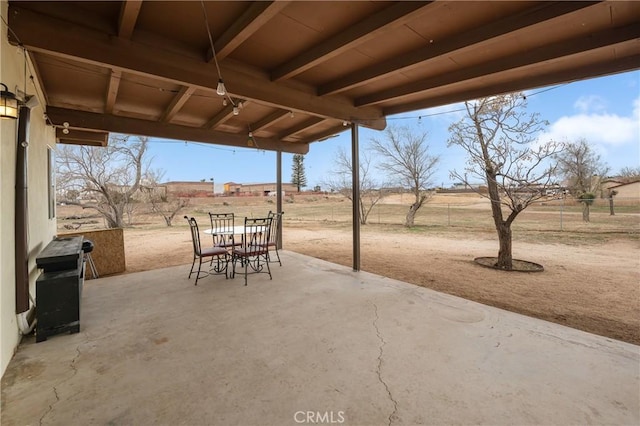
[
  {"x1": 0, "y1": 14, "x2": 49, "y2": 124},
  {"x1": 200, "y1": 0, "x2": 236, "y2": 109}
]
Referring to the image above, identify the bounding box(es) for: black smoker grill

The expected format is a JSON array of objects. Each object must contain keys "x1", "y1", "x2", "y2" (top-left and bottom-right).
[{"x1": 35, "y1": 236, "x2": 84, "y2": 342}]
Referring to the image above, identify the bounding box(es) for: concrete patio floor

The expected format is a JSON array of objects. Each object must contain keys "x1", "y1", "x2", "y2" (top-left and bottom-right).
[{"x1": 2, "y1": 251, "x2": 639, "y2": 425}]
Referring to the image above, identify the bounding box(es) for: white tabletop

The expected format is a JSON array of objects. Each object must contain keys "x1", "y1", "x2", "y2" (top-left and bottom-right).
[{"x1": 203, "y1": 225, "x2": 245, "y2": 236}]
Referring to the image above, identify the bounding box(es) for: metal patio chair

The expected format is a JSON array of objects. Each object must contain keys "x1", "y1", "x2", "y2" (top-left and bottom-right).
[
  {"x1": 231, "y1": 216, "x2": 273, "y2": 286},
  {"x1": 265, "y1": 211, "x2": 284, "y2": 266},
  {"x1": 184, "y1": 216, "x2": 228, "y2": 285},
  {"x1": 208, "y1": 212, "x2": 242, "y2": 251}
]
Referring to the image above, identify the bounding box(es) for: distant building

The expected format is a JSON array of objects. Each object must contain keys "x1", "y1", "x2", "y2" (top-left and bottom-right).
[
  {"x1": 162, "y1": 181, "x2": 215, "y2": 197},
  {"x1": 223, "y1": 182, "x2": 298, "y2": 196},
  {"x1": 606, "y1": 180, "x2": 640, "y2": 199}
]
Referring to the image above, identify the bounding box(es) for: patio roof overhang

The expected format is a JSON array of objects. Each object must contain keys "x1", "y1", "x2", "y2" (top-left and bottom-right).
[{"x1": 6, "y1": 1, "x2": 640, "y2": 153}]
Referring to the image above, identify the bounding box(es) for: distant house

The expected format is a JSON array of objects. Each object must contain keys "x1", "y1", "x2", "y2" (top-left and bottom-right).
[
  {"x1": 162, "y1": 181, "x2": 216, "y2": 197},
  {"x1": 223, "y1": 182, "x2": 298, "y2": 196},
  {"x1": 606, "y1": 180, "x2": 640, "y2": 200}
]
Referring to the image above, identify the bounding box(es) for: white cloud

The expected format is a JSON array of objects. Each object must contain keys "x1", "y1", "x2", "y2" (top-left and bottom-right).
[
  {"x1": 573, "y1": 95, "x2": 608, "y2": 113},
  {"x1": 539, "y1": 97, "x2": 640, "y2": 147}
]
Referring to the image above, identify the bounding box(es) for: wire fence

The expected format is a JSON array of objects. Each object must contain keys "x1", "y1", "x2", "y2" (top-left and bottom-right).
[
  {"x1": 58, "y1": 194, "x2": 640, "y2": 237},
  {"x1": 267, "y1": 196, "x2": 640, "y2": 234}
]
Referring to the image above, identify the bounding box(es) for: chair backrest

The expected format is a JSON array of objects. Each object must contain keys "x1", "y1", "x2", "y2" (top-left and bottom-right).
[
  {"x1": 244, "y1": 216, "x2": 271, "y2": 252},
  {"x1": 184, "y1": 216, "x2": 203, "y2": 256},
  {"x1": 267, "y1": 211, "x2": 284, "y2": 245},
  {"x1": 209, "y1": 212, "x2": 234, "y2": 245}
]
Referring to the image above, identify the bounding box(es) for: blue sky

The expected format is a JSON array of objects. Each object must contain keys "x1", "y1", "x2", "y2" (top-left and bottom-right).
[{"x1": 149, "y1": 71, "x2": 639, "y2": 190}]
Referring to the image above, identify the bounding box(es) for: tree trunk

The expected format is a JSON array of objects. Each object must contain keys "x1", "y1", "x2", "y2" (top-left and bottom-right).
[
  {"x1": 496, "y1": 222, "x2": 513, "y2": 270},
  {"x1": 359, "y1": 198, "x2": 367, "y2": 225},
  {"x1": 582, "y1": 203, "x2": 590, "y2": 222},
  {"x1": 609, "y1": 197, "x2": 615, "y2": 216},
  {"x1": 405, "y1": 204, "x2": 418, "y2": 227},
  {"x1": 484, "y1": 169, "x2": 513, "y2": 269}
]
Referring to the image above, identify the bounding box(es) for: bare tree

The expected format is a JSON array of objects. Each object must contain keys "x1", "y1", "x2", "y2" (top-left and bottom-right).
[
  {"x1": 56, "y1": 135, "x2": 151, "y2": 228},
  {"x1": 618, "y1": 166, "x2": 640, "y2": 183},
  {"x1": 555, "y1": 138, "x2": 609, "y2": 222},
  {"x1": 370, "y1": 126, "x2": 439, "y2": 227},
  {"x1": 448, "y1": 93, "x2": 561, "y2": 270},
  {"x1": 141, "y1": 169, "x2": 190, "y2": 227},
  {"x1": 323, "y1": 147, "x2": 386, "y2": 225}
]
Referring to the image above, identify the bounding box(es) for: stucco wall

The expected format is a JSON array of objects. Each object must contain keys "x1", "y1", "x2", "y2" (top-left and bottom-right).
[
  {"x1": 1, "y1": 0, "x2": 57, "y2": 377},
  {"x1": 612, "y1": 181, "x2": 640, "y2": 200}
]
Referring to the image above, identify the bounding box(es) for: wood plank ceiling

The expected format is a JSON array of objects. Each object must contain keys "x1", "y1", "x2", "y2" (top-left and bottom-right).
[{"x1": 7, "y1": 1, "x2": 640, "y2": 153}]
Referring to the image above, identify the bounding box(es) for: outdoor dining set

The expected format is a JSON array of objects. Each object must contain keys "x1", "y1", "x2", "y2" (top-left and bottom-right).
[{"x1": 184, "y1": 211, "x2": 283, "y2": 286}]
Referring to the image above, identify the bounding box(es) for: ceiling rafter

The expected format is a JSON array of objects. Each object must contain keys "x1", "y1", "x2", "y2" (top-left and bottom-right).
[
  {"x1": 160, "y1": 86, "x2": 195, "y2": 122},
  {"x1": 278, "y1": 117, "x2": 325, "y2": 141},
  {"x1": 251, "y1": 110, "x2": 290, "y2": 132},
  {"x1": 382, "y1": 53, "x2": 640, "y2": 116},
  {"x1": 26, "y1": 51, "x2": 49, "y2": 106},
  {"x1": 8, "y1": 4, "x2": 386, "y2": 130},
  {"x1": 118, "y1": 0, "x2": 142, "y2": 39},
  {"x1": 204, "y1": 100, "x2": 250, "y2": 129},
  {"x1": 270, "y1": 1, "x2": 435, "y2": 82},
  {"x1": 298, "y1": 124, "x2": 348, "y2": 145},
  {"x1": 8, "y1": 1, "x2": 639, "y2": 153},
  {"x1": 207, "y1": 1, "x2": 291, "y2": 62},
  {"x1": 357, "y1": 23, "x2": 640, "y2": 107},
  {"x1": 318, "y1": 1, "x2": 598, "y2": 96},
  {"x1": 105, "y1": 69, "x2": 121, "y2": 114},
  {"x1": 56, "y1": 128, "x2": 108, "y2": 146},
  {"x1": 46, "y1": 106, "x2": 309, "y2": 154}
]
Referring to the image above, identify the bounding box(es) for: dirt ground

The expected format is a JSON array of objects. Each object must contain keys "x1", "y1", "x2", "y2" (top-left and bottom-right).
[{"x1": 59, "y1": 196, "x2": 640, "y2": 345}]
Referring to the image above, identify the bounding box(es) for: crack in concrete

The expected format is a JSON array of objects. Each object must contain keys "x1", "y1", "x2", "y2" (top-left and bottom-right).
[
  {"x1": 39, "y1": 344, "x2": 82, "y2": 426},
  {"x1": 373, "y1": 303, "x2": 398, "y2": 426}
]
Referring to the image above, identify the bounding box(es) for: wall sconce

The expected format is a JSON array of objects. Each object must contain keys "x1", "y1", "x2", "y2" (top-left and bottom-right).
[{"x1": 0, "y1": 83, "x2": 19, "y2": 119}]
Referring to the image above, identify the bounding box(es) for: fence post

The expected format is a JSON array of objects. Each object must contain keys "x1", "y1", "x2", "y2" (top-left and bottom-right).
[
  {"x1": 447, "y1": 203, "x2": 451, "y2": 226},
  {"x1": 560, "y1": 199, "x2": 563, "y2": 231}
]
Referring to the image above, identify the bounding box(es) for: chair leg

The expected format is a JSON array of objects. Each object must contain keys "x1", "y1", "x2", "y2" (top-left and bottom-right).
[
  {"x1": 188, "y1": 254, "x2": 196, "y2": 279},
  {"x1": 265, "y1": 253, "x2": 272, "y2": 280},
  {"x1": 194, "y1": 257, "x2": 204, "y2": 286},
  {"x1": 231, "y1": 254, "x2": 236, "y2": 279},
  {"x1": 274, "y1": 247, "x2": 282, "y2": 266},
  {"x1": 244, "y1": 255, "x2": 248, "y2": 286}
]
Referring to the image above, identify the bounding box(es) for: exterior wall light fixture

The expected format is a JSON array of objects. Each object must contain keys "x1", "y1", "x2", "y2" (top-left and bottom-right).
[{"x1": 0, "y1": 83, "x2": 19, "y2": 119}]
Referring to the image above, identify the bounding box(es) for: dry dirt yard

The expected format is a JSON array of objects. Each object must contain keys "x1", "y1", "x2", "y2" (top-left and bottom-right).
[{"x1": 59, "y1": 196, "x2": 640, "y2": 345}]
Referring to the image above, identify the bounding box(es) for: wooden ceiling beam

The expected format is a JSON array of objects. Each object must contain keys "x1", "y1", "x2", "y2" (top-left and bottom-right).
[
  {"x1": 205, "y1": 104, "x2": 235, "y2": 129},
  {"x1": 46, "y1": 106, "x2": 309, "y2": 154},
  {"x1": 105, "y1": 69, "x2": 121, "y2": 114},
  {"x1": 207, "y1": 1, "x2": 291, "y2": 62},
  {"x1": 357, "y1": 24, "x2": 640, "y2": 107},
  {"x1": 382, "y1": 54, "x2": 640, "y2": 117},
  {"x1": 319, "y1": 1, "x2": 598, "y2": 96},
  {"x1": 271, "y1": 1, "x2": 434, "y2": 81},
  {"x1": 118, "y1": 0, "x2": 143, "y2": 39},
  {"x1": 278, "y1": 117, "x2": 325, "y2": 140},
  {"x1": 160, "y1": 86, "x2": 195, "y2": 122},
  {"x1": 298, "y1": 125, "x2": 348, "y2": 145},
  {"x1": 251, "y1": 110, "x2": 290, "y2": 132},
  {"x1": 56, "y1": 128, "x2": 109, "y2": 147},
  {"x1": 8, "y1": 5, "x2": 386, "y2": 130}
]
